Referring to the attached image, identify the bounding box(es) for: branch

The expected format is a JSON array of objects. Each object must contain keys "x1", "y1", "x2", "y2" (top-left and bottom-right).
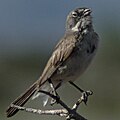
[
  {"x1": 11, "y1": 89, "x2": 91, "y2": 120},
  {"x1": 39, "y1": 90, "x2": 87, "y2": 120},
  {"x1": 11, "y1": 104, "x2": 68, "y2": 117}
]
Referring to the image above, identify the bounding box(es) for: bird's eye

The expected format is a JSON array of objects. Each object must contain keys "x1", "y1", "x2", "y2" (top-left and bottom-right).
[{"x1": 72, "y1": 12, "x2": 78, "y2": 17}]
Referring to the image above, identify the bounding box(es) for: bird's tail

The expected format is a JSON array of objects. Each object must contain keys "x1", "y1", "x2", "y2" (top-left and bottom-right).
[{"x1": 6, "y1": 82, "x2": 37, "y2": 117}]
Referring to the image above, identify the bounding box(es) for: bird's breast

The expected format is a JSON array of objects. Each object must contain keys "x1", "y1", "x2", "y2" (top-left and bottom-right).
[{"x1": 52, "y1": 31, "x2": 99, "y2": 83}]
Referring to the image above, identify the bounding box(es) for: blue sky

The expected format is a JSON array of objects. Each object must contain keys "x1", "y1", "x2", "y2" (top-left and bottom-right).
[{"x1": 0, "y1": 0, "x2": 120, "y2": 55}]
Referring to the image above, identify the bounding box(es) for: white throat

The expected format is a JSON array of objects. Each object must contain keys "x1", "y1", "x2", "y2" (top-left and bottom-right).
[{"x1": 71, "y1": 21, "x2": 81, "y2": 32}]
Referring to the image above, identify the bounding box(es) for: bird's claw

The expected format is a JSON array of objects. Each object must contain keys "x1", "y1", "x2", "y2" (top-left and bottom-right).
[
  {"x1": 50, "y1": 94, "x2": 60, "y2": 106},
  {"x1": 81, "y1": 90, "x2": 93, "y2": 105}
]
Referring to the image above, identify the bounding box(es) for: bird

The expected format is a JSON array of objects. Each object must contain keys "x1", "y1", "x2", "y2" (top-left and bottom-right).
[{"x1": 6, "y1": 7, "x2": 99, "y2": 118}]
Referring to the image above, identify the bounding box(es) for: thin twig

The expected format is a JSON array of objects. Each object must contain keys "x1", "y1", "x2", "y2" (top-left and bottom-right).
[
  {"x1": 11, "y1": 104, "x2": 68, "y2": 117},
  {"x1": 72, "y1": 97, "x2": 83, "y2": 111},
  {"x1": 39, "y1": 90, "x2": 87, "y2": 120},
  {"x1": 10, "y1": 90, "x2": 91, "y2": 120}
]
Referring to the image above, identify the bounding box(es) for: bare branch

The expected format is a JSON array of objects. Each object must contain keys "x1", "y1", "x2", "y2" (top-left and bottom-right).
[
  {"x1": 10, "y1": 90, "x2": 93, "y2": 120},
  {"x1": 10, "y1": 104, "x2": 68, "y2": 117},
  {"x1": 11, "y1": 104, "x2": 86, "y2": 120}
]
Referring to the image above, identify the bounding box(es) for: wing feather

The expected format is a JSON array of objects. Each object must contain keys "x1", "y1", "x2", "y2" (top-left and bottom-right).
[{"x1": 40, "y1": 33, "x2": 79, "y2": 84}]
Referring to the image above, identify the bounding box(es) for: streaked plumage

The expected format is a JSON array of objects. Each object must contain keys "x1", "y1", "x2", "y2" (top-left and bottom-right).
[{"x1": 6, "y1": 7, "x2": 99, "y2": 117}]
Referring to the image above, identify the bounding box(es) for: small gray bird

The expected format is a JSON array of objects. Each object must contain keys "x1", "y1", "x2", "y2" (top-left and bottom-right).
[{"x1": 6, "y1": 7, "x2": 99, "y2": 117}]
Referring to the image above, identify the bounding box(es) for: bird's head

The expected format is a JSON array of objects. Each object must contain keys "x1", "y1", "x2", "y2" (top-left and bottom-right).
[{"x1": 66, "y1": 8, "x2": 92, "y2": 33}]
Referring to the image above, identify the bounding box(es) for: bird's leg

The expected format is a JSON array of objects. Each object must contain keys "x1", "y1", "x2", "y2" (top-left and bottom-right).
[
  {"x1": 69, "y1": 81, "x2": 93, "y2": 105},
  {"x1": 55, "y1": 81, "x2": 62, "y2": 90},
  {"x1": 48, "y1": 79, "x2": 60, "y2": 105}
]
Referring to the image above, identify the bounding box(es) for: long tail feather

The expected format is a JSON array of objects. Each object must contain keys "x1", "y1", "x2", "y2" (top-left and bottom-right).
[{"x1": 6, "y1": 82, "x2": 37, "y2": 117}]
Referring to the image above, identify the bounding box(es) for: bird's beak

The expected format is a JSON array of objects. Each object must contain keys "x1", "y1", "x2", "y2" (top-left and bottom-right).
[{"x1": 84, "y1": 9, "x2": 92, "y2": 16}]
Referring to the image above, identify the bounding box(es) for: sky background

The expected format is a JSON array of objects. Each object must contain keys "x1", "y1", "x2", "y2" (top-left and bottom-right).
[
  {"x1": 0, "y1": 0, "x2": 120, "y2": 55},
  {"x1": 0, "y1": 0, "x2": 120, "y2": 120}
]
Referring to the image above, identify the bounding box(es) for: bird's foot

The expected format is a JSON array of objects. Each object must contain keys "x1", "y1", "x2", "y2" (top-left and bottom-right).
[
  {"x1": 81, "y1": 90, "x2": 93, "y2": 105},
  {"x1": 50, "y1": 93, "x2": 60, "y2": 106}
]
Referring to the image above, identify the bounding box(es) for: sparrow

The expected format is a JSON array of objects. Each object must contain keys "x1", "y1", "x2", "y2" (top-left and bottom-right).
[{"x1": 6, "y1": 7, "x2": 99, "y2": 117}]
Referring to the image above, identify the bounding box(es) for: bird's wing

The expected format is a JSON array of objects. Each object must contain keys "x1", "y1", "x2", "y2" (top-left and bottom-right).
[{"x1": 40, "y1": 33, "x2": 81, "y2": 84}]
